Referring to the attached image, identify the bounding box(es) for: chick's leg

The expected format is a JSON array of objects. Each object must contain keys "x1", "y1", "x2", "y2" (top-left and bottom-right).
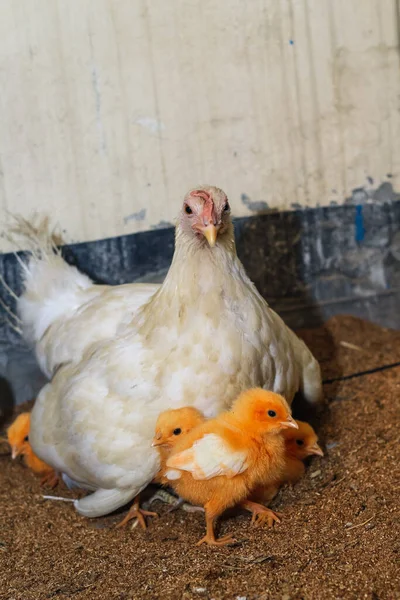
[
  {"x1": 240, "y1": 499, "x2": 282, "y2": 528},
  {"x1": 251, "y1": 484, "x2": 280, "y2": 506},
  {"x1": 40, "y1": 470, "x2": 59, "y2": 489},
  {"x1": 196, "y1": 501, "x2": 235, "y2": 547},
  {"x1": 115, "y1": 495, "x2": 158, "y2": 530}
]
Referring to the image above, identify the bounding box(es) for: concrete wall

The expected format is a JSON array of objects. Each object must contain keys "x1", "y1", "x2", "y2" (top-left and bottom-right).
[{"x1": 0, "y1": 0, "x2": 399, "y2": 251}]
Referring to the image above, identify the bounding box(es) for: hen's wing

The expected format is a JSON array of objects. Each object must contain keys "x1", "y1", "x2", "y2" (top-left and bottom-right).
[
  {"x1": 15, "y1": 233, "x2": 160, "y2": 378},
  {"x1": 166, "y1": 433, "x2": 248, "y2": 480},
  {"x1": 36, "y1": 283, "x2": 159, "y2": 377}
]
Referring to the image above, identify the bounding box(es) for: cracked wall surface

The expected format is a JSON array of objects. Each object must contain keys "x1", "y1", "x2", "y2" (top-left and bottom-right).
[{"x1": 0, "y1": 1, "x2": 399, "y2": 251}]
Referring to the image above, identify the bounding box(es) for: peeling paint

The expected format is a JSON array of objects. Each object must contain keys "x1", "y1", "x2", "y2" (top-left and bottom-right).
[
  {"x1": 241, "y1": 193, "x2": 269, "y2": 212},
  {"x1": 123, "y1": 209, "x2": 146, "y2": 224},
  {"x1": 345, "y1": 183, "x2": 400, "y2": 206},
  {"x1": 151, "y1": 220, "x2": 174, "y2": 230}
]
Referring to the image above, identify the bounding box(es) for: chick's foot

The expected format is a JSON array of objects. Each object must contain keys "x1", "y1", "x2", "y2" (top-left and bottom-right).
[
  {"x1": 115, "y1": 495, "x2": 158, "y2": 530},
  {"x1": 196, "y1": 533, "x2": 236, "y2": 547},
  {"x1": 240, "y1": 499, "x2": 282, "y2": 528},
  {"x1": 197, "y1": 511, "x2": 236, "y2": 546}
]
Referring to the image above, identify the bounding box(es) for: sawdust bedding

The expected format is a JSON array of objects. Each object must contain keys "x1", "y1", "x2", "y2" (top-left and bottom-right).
[{"x1": 0, "y1": 315, "x2": 399, "y2": 599}]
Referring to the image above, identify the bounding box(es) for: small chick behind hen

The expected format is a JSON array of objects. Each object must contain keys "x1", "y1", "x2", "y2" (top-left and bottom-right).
[
  {"x1": 161, "y1": 388, "x2": 298, "y2": 546},
  {"x1": 7, "y1": 412, "x2": 59, "y2": 488},
  {"x1": 252, "y1": 419, "x2": 324, "y2": 505}
]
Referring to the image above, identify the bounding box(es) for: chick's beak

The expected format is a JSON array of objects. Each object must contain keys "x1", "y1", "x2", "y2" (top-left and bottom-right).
[
  {"x1": 279, "y1": 415, "x2": 298, "y2": 430},
  {"x1": 151, "y1": 432, "x2": 165, "y2": 447},
  {"x1": 11, "y1": 445, "x2": 21, "y2": 459},
  {"x1": 307, "y1": 442, "x2": 324, "y2": 457},
  {"x1": 201, "y1": 223, "x2": 220, "y2": 248}
]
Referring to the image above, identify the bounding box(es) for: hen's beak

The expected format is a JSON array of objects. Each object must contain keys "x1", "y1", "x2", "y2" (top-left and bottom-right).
[
  {"x1": 307, "y1": 442, "x2": 324, "y2": 457},
  {"x1": 201, "y1": 224, "x2": 220, "y2": 248},
  {"x1": 279, "y1": 416, "x2": 298, "y2": 430}
]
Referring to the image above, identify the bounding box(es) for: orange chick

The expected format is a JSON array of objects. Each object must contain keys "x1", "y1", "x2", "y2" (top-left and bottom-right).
[
  {"x1": 116, "y1": 406, "x2": 205, "y2": 529},
  {"x1": 159, "y1": 388, "x2": 298, "y2": 546},
  {"x1": 152, "y1": 406, "x2": 206, "y2": 484},
  {"x1": 7, "y1": 413, "x2": 59, "y2": 488},
  {"x1": 252, "y1": 419, "x2": 324, "y2": 505}
]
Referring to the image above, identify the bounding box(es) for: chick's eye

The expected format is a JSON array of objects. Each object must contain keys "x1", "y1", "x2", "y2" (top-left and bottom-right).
[
  {"x1": 296, "y1": 439, "x2": 304, "y2": 446},
  {"x1": 173, "y1": 428, "x2": 182, "y2": 435},
  {"x1": 268, "y1": 410, "x2": 276, "y2": 417},
  {"x1": 185, "y1": 205, "x2": 193, "y2": 215},
  {"x1": 24, "y1": 436, "x2": 29, "y2": 442},
  {"x1": 224, "y1": 202, "x2": 230, "y2": 212}
]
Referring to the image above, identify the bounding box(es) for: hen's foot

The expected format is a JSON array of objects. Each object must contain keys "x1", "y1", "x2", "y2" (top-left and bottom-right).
[{"x1": 144, "y1": 489, "x2": 204, "y2": 514}]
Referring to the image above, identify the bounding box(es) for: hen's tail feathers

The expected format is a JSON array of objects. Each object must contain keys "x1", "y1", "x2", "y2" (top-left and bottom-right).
[
  {"x1": 6, "y1": 214, "x2": 94, "y2": 346},
  {"x1": 74, "y1": 488, "x2": 139, "y2": 518},
  {"x1": 300, "y1": 355, "x2": 323, "y2": 404},
  {"x1": 6, "y1": 214, "x2": 65, "y2": 258},
  {"x1": 0, "y1": 278, "x2": 22, "y2": 335}
]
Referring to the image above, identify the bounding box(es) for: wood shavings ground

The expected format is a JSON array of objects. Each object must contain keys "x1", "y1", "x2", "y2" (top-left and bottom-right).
[{"x1": 0, "y1": 316, "x2": 399, "y2": 599}]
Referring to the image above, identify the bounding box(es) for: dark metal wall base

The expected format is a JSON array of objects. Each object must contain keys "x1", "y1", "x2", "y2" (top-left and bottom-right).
[{"x1": 1, "y1": 199, "x2": 399, "y2": 408}]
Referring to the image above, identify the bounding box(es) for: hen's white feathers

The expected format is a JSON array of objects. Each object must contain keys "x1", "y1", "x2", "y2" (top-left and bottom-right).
[
  {"x1": 19, "y1": 250, "x2": 93, "y2": 345},
  {"x1": 16, "y1": 235, "x2": 158, "y2": 377},
  {"x1": 166, "y1": 433, "x2": 248, "y2": 480}
]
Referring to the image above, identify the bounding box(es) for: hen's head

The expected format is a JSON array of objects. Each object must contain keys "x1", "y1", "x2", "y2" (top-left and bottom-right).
[
  {"x1": 232, "y1": 388, "x2": 298, "y2": 436},
  {"x1": 7, "y1": 412, "x2": 31, "y2": 459},
  {"x1": 283, "y1": 420, "x2": 324, "y2": 460},
  {"x1": 152, "y1": 406, "x2": 205, "y2": 448},
  {"x1": 178, "y1": 186, "x2": 233, "y2": 248}
]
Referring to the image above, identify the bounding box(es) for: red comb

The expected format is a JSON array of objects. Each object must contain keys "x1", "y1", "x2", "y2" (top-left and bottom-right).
[
  {"x1": 190, "y1": 190, "x2": 211, "y2": 202},
  {"x1": 189, "y1": 189, "x2": 215, "y2": 223}
]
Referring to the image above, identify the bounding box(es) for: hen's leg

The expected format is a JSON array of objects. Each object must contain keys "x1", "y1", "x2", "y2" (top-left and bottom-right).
[
  {"x1": 40, "y1": 470, "x2": 59, "y2": 489},
  {"x1": 143, "y1": 489, "x2": 204, "y2": 514},
  {"x1": 196, "y1": 501, "x2": 235, "y2": 546},
  {"x1": 115, "y1": 495, "x2": 158, "y2": 530},
  {"x1": 240, "y1": 499, "x2": 282, "y2": 528}
]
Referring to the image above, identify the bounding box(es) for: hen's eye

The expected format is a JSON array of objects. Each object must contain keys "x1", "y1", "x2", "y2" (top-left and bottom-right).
[
  {"x1": 296, "y1": 439, "x2": 304, "y2": 446},
  {"x1": 173, "y1": 428, "x2": 182, "y2": 435},
  {"x1": 24, "y1": 436, "x2": 29, "y2": 442},
  {"x1": 185, "y1": 205, "x2": 193, "y2": 215},
  {"x1": 268, "y1": 410, "x2": 276, "y2": 417},
  {"x1": 224, "y1": 202, "x2": 230, "y2": 212}
]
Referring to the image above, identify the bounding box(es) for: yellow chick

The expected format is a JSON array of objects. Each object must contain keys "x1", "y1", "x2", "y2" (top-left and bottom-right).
[
  {"x1": 158, "y1": 389, "x2": 298, "y2": 546},
  {"x1": 252, "y1": 419, "x2": 324, "y2": 505},
  {"x1": 116, "y1": 406, "x2": 205, "y2": 529},
  {"x1": 7, "y1": 412, "x2": 59, "y2": 487}
]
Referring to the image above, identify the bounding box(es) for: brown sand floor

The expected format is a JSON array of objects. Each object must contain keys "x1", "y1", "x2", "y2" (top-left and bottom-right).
[{"x1": 0, "y1": 315, "x2": 399, "y2": 600}]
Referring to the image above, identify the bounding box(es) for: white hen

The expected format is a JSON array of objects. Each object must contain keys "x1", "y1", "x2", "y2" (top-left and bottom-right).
[{"x1": 24, "y1": 186, "x2": 322, "y2": 519}]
